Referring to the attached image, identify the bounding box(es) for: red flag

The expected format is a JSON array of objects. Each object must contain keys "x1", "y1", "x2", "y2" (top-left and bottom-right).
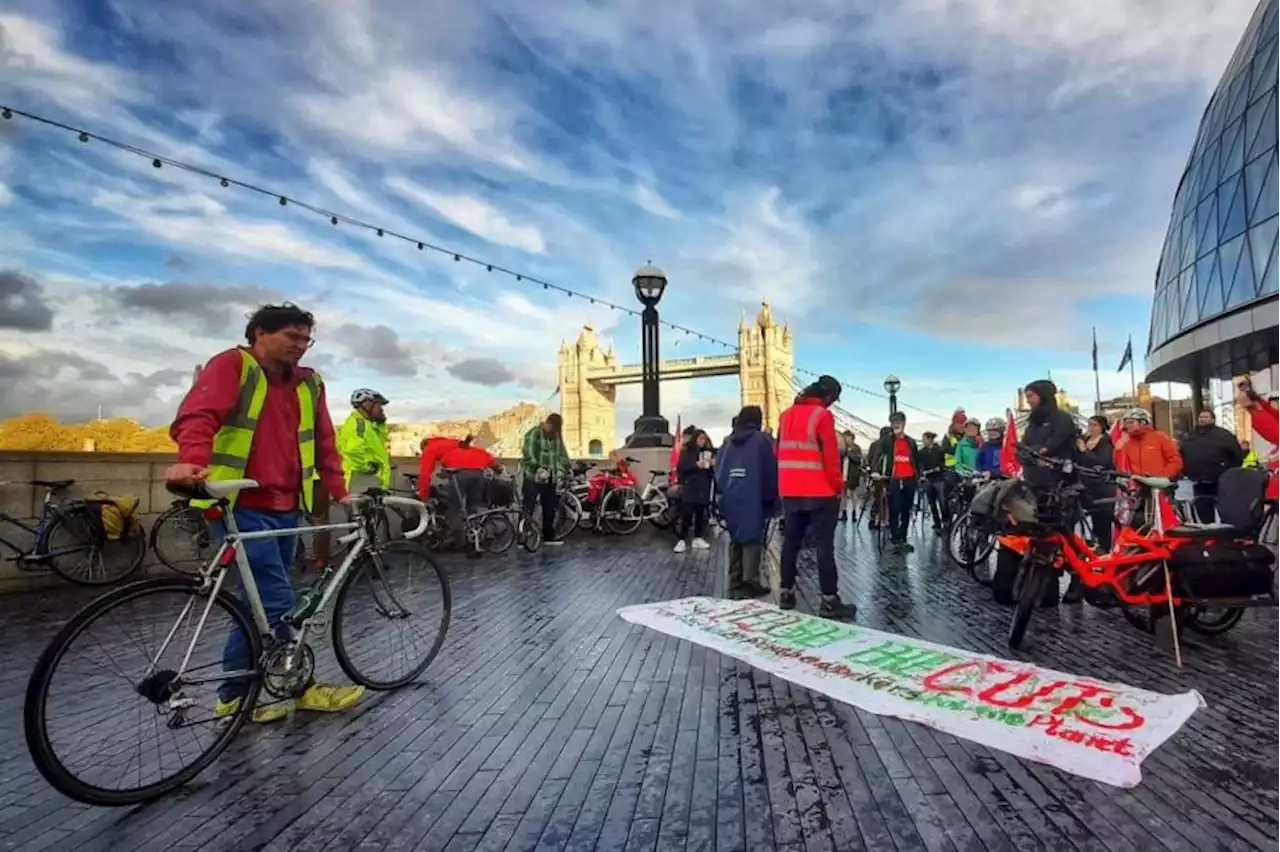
[
  {"x1": 1000, "y1": 408, "x2": 1021, "y2": 476},
  {"x1": 669, "y1": 415, "x2": 682, "y2": 482},
  {"x1": 1110, "y1": 419, "x2": 1130, "y2": 473}
]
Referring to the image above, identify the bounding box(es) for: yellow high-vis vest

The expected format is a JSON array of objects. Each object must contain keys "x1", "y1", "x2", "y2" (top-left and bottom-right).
[{"x1": 191, "y1": 349, "x2": 323, "y2": 512}]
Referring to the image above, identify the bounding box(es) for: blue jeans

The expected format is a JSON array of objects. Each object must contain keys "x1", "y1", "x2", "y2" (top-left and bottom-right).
[{"x1": 214, "y1": 508, "x2": 300, "y2": 702}]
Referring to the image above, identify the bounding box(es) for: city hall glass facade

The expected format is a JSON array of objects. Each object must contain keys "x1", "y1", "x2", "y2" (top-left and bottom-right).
[{"x1": 1147, "y1": 0, "x2": 1278, "y2": 383}]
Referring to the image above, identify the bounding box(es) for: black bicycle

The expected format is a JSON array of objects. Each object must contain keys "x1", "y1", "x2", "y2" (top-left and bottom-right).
[{"x1": 0, "y1": 479, "x2": 146, "y2": 585}]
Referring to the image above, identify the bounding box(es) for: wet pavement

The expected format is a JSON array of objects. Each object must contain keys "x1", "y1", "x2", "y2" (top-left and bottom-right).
[{"x1": 0, "y1": 522, "x2": 1275, "y2": 851}]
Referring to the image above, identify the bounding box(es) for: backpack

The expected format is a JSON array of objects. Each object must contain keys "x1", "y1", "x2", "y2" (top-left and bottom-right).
[
  {"x1": 970, "y1": 479, "x2": 1038, "y2": 531},
  {"x1": 1216, "y1": 467, "x2": 1269, "y2": 531}
]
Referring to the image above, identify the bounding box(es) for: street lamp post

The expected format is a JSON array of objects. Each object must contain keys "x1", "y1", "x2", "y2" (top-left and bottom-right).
[
  {"x1": 884, "y1": 374, "x2": 901, "y2": 419},
  {"x1": 629, "y1": 263, "x2": 672, "y2": 448}
]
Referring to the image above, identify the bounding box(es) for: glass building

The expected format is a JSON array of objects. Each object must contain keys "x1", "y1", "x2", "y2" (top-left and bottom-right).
[{"x1": 1146, "y1": 0, "x2": 1278, "y2": 396}]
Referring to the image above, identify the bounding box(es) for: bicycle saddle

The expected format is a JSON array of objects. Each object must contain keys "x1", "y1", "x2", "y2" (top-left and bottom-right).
[
  {"x1": 648, "y1": 469, "x2": 668, "y2": 477},
  {"x1": 1167, "y1": 523, "x2": 1253, "y2": 539},
  {"x1": 31, "y1": 479, "x2": 76, "y2": 490},
  {"x1": 166, "y1": 479, "x2": 259, "y2": 500}
]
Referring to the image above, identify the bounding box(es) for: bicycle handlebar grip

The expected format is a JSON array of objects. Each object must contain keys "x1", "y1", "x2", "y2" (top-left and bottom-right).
[
  {"x1": 165, "y1": 481, "x2": 211, "y2": 501},
  {"x1": 384, "y1": 494, "x2": 431, "y2": 540}
]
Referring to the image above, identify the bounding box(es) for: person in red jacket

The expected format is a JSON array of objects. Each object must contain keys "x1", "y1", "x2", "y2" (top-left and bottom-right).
[
  {"x1": 416, "y1": 436, "x2": 460, "y2": 500},
  {"x1": 1237, "y1": 384, "x2": 1279, "y2": 501},
  {"x1": 165, "y1": 303, "x2": 363, "y2": 723},
  {"x1": 441, "y1": 435, "x2": 497, "y2": 519},
  {"x1": 776, "y1": 375, "x2": 856, "y2": 620}
]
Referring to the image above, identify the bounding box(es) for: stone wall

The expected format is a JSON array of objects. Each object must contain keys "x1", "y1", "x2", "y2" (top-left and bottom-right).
[{"x1": 0, "y1": 451, "x2": 573, "y2": 592}]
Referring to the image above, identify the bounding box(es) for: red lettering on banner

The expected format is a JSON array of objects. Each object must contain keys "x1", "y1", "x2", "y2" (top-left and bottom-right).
[
  {"x1": 977, "y1": 672, "x2": 1071, "y2": 709},
  {"x1": 1027, "y1": 714, "x2": 1136, "y2": 757}
]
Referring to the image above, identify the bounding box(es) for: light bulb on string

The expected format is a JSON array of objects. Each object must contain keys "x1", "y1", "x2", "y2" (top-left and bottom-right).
[
  {"x1": 279, "y1": 197, "x2": 287, "y2": 206},
  {"x1": 152, "y1": 158, "x2": 162, "y2": 168},
  {"x1": 1, "y1": 109, "x2": 11, "y2": 119},
  {"x1": 331, "y1": 216, "x2": 338, "y2": 225},
  {"x1": 78, "y1": 132, "x2": 88, "y2": 143},
  {"x1": 220, "y1": 178, "x2": 229, "y2": 187},
  {"x1": 376, "y1": 228, "x2": 383, "y2": 237}
]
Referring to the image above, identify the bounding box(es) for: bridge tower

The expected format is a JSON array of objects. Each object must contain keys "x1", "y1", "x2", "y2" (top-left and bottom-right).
[
  {"x1": 737, "y1": 301, "x2": 794, "y2": 435},
  {"x1": 558, "y1": 326, "x2": 618, "y2": 458}
]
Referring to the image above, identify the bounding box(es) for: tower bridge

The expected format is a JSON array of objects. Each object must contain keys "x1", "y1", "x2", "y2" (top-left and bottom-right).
[{"x1": 557, "y1": 301, "x2": 795, "y2": 457}]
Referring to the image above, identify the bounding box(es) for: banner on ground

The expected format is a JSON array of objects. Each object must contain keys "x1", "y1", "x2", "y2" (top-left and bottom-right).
[{"x1": 617, "y1": 597, "x2": 1203, "y2": 788}]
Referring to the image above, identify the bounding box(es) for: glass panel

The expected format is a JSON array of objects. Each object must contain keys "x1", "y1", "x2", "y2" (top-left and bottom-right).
[
  {"x1": 1246, "y1": 93, "x2": 1277, "y2": 161},
  {"x1": 1199, "y1": 252, "x2": 1226, "y2": 319},
  {"x1": 1259, "y1": 234, "x2": 1279, "y2": 297},
  {"x1": 1244, "y1": 152, "x2": 1272, "y2": 219},
  {"x1": 1247, "y1": 218, "x2": 1278, "y2": 297},
  {"x1": 1218, "y1": 231, "x2": 1248, "y2": 310},
  {"x1": 1198, "y1": 139, "x2": 1221, "y2": 200},
  {"x1": 1220, "y1": 116, "x2": 1246, "y2": 180},
  {"x1": 1219, "y1": 177, "x2": 1248, "y2": 242},
  {"x1": 1226, "y1": 73, "x2": 1250, "y2": 126},
  {"x1": 1194, "y1": 253, "x2": 1218, "y2": 319},
  {"x1": 1250, "y1": 154, "x2": 1278, "y2": 224},
  {"x1": 1179, "y1": 267, "x2": 1198, "y2": 326},
  {"x1": 1244, "y1": 91, "x2": 1276, "y2": 160},
  {"x1": 1250, "y1": 37, "x2": 1277, "y2": 100},
  {"x1": 1197, "y1": 195, "x2": 1219, "y2": 257}
]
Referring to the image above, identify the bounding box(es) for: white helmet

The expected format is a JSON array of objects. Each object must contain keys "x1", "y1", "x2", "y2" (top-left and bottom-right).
[
  {"x1": 1122, "y1": 407, "x2": 1151, "y2": 424},
  {"x1": 350, "y1": 388, "x2": 388, "y2": 407},
  {"x1": 984, "y1": 417, "x2": 1005, "y2": 433}
]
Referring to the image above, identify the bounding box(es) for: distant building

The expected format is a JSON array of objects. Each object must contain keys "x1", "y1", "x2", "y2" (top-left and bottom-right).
[
  {"x1": 1097, "y1": 384, "x2": 1195, "y2": 438},
  {"x1": 386, "y1": 401, "x2": 549, "y2": 457}
]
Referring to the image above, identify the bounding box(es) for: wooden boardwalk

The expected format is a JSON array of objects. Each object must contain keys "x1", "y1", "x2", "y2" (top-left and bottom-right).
[{"x1": 0, "y1": 522, "x2": 1275, "y2": 851}]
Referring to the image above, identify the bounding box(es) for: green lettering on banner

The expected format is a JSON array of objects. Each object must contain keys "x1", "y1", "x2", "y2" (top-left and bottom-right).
[
  {"x1": 764, "y1": 619, "x2": 857, "y2": 651},
  {"x1": 844, "y1": 640, "x2": 963, "y2": 679}
]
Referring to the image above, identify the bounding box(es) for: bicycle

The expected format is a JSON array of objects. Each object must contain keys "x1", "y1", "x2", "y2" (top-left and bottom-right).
[
  {"x1": 24, "y1": 478, "x2": 450, "y2": 807},
  {"x1": 865, "y1": 473, "x2": 890, "y2": 552},
  {"x1": 438, "y1": 468, "x2": 516, "y2": 555},
  {"x1": 599, "y1": 465, "x2": 671, "y2": 536},
  {"x1": 0, "y1": 479, "x2": 147, "y2": 585}
]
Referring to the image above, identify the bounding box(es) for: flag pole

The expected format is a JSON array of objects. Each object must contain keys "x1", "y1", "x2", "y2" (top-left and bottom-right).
[
  {"x1": 1128, "y1": 334, "x2": 1137, "y2": 399},
  {"x1": 1092, "y1": 327, "x2": 1102, "y2": 414}
]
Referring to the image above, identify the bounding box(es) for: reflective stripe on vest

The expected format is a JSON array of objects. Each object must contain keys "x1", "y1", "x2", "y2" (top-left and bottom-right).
[
  {"x1": 191, "y1": 349, "x2": 321, "y2": 512},
  {"x1": 778, "y1": 405, "x2": 826, "y2": 470}
]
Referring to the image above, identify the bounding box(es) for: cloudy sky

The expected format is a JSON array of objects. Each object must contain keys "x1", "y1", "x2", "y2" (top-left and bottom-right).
[{"x1": 0, "y1": 0, "x2": 1262, "y2": 439}]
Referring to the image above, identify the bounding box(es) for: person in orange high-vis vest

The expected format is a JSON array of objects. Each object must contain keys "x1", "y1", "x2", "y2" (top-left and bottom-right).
[{"x1": 776, "y1": 375, "x2": 856, "y2": 620}]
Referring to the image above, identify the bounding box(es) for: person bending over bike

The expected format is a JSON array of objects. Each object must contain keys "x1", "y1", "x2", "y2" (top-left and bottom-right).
[{"x1": 167, "y1": 303, "x2": 364, "y2": 723}]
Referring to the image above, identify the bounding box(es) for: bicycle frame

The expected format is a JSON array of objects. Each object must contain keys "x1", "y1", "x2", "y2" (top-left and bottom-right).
[{"x1": 0, "y1": 493, "x2": 73, "y2": 564}]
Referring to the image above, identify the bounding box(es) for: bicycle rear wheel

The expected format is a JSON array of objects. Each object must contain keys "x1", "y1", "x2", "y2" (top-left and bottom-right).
[
  {"x1": 25, "y1": 577, "x2": 261, "y2": 806},
  {"x1": 603, "y1": 487, "x2": 644, "y2": 535},
  {"x1": 332, "y1": 541, "x2": 452, "y2": 690},
  {"x1": 43, "y1": 505, "x2": 146, "y2": 586},
  {"x1": 476, "y1": 512, "x2": 516, "y2": 554},
  {"x1": 550, "y1": 492, "x2": 581, "y2": 541},
  {"x1": 150, "y1": 501, "x2": 214, "y2": 575}
]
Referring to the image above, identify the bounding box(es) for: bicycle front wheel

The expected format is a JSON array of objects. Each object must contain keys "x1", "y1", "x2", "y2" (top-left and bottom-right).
[
  {"x1": 332, "y1": 541, "x2": 452, "y2": 690},
  {"x1": 1008, "y1": 558, "x2": 1052, "y2": 649},
  {"x1": 25, "y1": 577, "x2": 261, "y2": 806},
  {"x1": 602, "y1": 487, "x2": 645, "y2": 535},
  {"x1": 551, "y1": 492, "x2": 582, "y2": 541},
  {"x1": 477, "y1": 512, "x2": 516, "y2": 554}
]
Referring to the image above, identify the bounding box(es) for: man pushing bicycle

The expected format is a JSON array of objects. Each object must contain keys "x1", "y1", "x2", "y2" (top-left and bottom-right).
[{"x1": 165, "y1": 303, "x2": 365, "y2": 723}]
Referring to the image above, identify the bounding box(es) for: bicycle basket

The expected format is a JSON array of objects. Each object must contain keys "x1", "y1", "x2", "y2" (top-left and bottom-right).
[{"x1": 87, "y1": 493, "x2": 140, "y2": 541}]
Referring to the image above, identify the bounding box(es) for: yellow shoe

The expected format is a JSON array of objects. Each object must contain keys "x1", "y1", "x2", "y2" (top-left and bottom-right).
[
  {"x1": 214, "y1": 696, "x2": 291, "y2": 724},
  {"x1": 297, "y1": 683, "x2": 365, "y2": 713}
]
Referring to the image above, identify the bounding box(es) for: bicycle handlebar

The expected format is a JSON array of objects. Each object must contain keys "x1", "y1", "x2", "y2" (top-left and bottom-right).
[{"x1": 350, "y1": 492, "x2": 433, "y2": 540}]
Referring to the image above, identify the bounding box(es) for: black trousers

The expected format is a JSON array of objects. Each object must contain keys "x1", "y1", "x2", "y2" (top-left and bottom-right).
[
  {"x1": 522, "y1": 480, "x2": 558, "y2": 539},
  {"x1": 1192, "y1": 480, "x2": 1218, "y2": 524},
  {"x1": 923, "y1": 476, "x2": 944, "y2": 527},
  {"x1": 888, "y1": 479, "x2": 916, "y2": 543},
  {"x1": 779, "y1": 497, "x2": 839, "y2": 596},
  {"x1": 680, "y1": 503, "x2": 708, "y2": 539}
]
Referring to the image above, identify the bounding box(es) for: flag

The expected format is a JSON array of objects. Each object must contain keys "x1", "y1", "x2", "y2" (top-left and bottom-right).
[
  {"x1": 1000, "y1": 408, "x2": 1021, "y2": 476},
  {"x1": 1091, "y1": 328, "x2": 1099, "y2": 372},
  {"x1": 669, "y1": 415, "x2": 682, "y2": 482},
  {"x1": 1116, "y1": 338, "x2": 1133, "y2": 373}
]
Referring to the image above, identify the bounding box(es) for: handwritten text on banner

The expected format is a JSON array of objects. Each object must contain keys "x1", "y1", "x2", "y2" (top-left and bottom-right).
[{"x1": 616, "y1": 597, "x2": 1204, "y2": 788}]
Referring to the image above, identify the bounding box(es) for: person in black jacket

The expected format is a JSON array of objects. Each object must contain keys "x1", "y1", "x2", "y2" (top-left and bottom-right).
[
  {"x1": 1075, "y1": 415, "x2": 1115, "y2": 554},
  {"x1": 875, "y1": 411, "x2": 921, "y2": 552},
  {"x1": 674, "y1": 430, "x2": 716, "y2": 553},
  {"x1": 917, "y1": 431, "x2": 947, "y2": 531},
  {"x1": 1179, "y1": 409, "x2": 1244, "y2": 522},
  {"x1": 1021, "y1": 379, "x2": 1077, "y2": 490}
]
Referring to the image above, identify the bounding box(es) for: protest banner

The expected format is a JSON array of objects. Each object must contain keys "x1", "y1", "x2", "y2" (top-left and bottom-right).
[{"x1": 617, "y1": 597, "x2": 1204, "y2": 788}]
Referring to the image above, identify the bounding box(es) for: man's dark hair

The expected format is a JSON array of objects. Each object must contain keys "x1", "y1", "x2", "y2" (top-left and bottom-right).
[
  {"x1": 545, "y1": 413, "x2": 563, "y2": 433},
  {"x1": 460, "y1": 433, "x2": 475, "y2": 448},
  {"x1": 922, "y1": 431, "x2": 937, "y2": 440},
  {"x1": 737, "y1": 405, "x2": 763, "y2": 429},
  {"x1": 245, "y1": 303, "x2": 314, "y2": 344},
  {"x1": 1089, "y1": 415, "x2": 1109, "y2": 433},
  {"x1": 1199, "y1": 409, "x2": 1215, "y2": 421},
  {"x1": 802, "y1": 375, "x2": 842, "y2": 404},
  {"x1": 890, "y1": 411, "x2": 906, "y2": 424}
]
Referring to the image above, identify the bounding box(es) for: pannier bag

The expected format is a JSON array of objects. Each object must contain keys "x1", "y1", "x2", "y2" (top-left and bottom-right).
[
  {"x1": 1215, "y1": 467, "x2": 1269, "y2": 531},
  {"x1": 969, "y1": 479, "x2": 1038, "y2": 531},
  {"x1": 486, "y1": 477, "x2": 515, "y2": 508},
  {"x1": 1170, "y1": 540, "x2": 1275, "y2": 599},
  {"x1": 88, "y1": 493, "x2": 140, "y2": 540}
]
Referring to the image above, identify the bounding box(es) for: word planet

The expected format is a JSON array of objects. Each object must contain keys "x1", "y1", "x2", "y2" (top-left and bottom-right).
[{"x1": 617, "y1": 597, "x2": 1204, "y2": 788}]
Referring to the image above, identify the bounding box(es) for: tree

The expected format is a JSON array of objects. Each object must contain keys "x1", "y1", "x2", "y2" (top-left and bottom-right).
[{"x1": 0, "y1": 413, "x2": 78, "y2": 451}]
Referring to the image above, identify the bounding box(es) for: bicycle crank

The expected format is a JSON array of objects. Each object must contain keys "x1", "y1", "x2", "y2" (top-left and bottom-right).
[{"x1": 262, "y1": 641, "x2": 316, "y2": 699}]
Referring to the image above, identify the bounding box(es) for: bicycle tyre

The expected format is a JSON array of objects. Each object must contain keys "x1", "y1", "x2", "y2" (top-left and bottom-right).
[
  {"x1": 1008, "y1": 558, "x2": 1050, "y2": 649},
  {"x1": 150, "y1": 501, "x2": 213, "y2": 575},
  {"x1": 521, "y1": 514, "x2": 543, "y2": 552},
  {"x1": 603, "y1": 487, "x2": 644, "y2": 535},
  {"x1": 1184, "y1": 606, "x2": 1245, "y2": 636},
  {"x1": 43, "y1": 505, "x2": 146, "y2": 586},
  {"x1": 24, "y1": 577, "x2": 261, "y2": 806},
  {"x1": 550, "y1": 492, "x2": 581, "y2": 542},
  {"x1": 332, "y1": 542, "x2": 452, "y2": 690}
]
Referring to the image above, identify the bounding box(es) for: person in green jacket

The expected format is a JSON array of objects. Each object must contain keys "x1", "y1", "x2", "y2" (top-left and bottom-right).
[
  {"x1": 338, "y1": 388, "x2": 392, "y2": 495},
  {"x1": 1241, "y1": 440, "x2": 1259, "y2": 469},
  {"x1": 953, "y1": 418, "x2": 982, "y2": 473}
]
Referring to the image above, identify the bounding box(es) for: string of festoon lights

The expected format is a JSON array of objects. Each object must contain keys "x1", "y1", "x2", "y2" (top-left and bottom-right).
[{"x1": 2, "y1": 105, "x2": 944, "y2": 421}]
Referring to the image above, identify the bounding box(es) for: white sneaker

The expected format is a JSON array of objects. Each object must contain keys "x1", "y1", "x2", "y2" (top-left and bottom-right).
[
  {"x1": 691, "y1": 537, "x2": 710, "y2": 550},
  {"x1": 673, "y1": 540, "x2": 688, "y2": 553}
]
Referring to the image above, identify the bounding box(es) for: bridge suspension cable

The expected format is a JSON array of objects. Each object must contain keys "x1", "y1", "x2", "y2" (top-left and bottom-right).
[{"x1": 3, "y1": 105, "x2": 942, "y2": 421}]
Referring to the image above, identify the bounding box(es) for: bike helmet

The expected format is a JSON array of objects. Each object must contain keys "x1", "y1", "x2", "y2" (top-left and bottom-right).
[
  {"x1": 350, "y1": 388, "x2": 389, "y2": 407},
  {"x1": 984, "y1": 417, "x2": 1005, "y2": 433},
  {"x1": 1121, "y1": 407, "x2": 1151, "y2": 424},
  {"x1": 964, "y1": 417, "x2": 981, "y2": 429}
]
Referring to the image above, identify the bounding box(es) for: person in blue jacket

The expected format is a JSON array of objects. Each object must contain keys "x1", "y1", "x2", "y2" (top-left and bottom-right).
[
  {"x1": 715, "y1": 405, "x2": 777, "y2": 599},
  {"x1": 975, "y1": 417, "x2": 1006, "y2": 474}
]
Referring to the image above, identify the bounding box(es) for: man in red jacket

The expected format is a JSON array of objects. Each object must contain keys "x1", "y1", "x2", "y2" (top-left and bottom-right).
[
  {"x1": 166, "y1": 303, "x2": 364, "y2": 723},
  {"x1": 776, "y1": 375, "x2": 856, "y2": 619}
]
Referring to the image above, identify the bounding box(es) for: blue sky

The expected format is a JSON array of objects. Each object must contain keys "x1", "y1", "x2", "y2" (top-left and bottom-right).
[{"x1": 0, "y1": 0, "x2": 1261, "y2": 439}]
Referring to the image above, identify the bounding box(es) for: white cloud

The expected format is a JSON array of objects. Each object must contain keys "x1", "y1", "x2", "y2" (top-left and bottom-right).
[
  {"x1": 0, "y1": 182, "x2": 11, "y2": 205},
  {"x1": 386, "y1": 176, "x2": 546, "y2": 254},
  {"x1": 0, "y1": 13, "x2": 133, "y2": 109}
]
